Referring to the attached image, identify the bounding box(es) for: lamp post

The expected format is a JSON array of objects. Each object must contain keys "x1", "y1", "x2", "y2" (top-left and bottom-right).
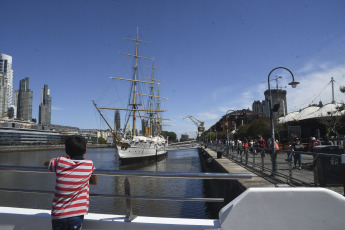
[
  {"x1": 214, "y1": 126, "x2": 218, "y2": 151},
  {"x1": 268, "y1": 67, "x2": 299, "y2": 173},
  {"x1": 225, "y1": 110, "x2": 237, "y2": 156},
  {"x1": 225, "y1": 110, "x2": 237, "y2": 148}
]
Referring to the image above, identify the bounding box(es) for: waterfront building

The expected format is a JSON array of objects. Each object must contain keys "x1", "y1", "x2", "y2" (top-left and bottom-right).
[
  {"x1": 0, "y1": 53, "x2": 13, "y2": 118},
  {"x1": 39, "y1": 84, "x2": 52, "y2": 125},
  {"x1": 115, "y1": 109, "x2": 120, "y2": 131},
  {"x1": 17, "y1": 77, "x2": 33, "y2": 121},
  {"x1": 181, "y1": 134, "x2": 189, "y2": 140},
  {"x1": 217, "y1": 109, "x2": 263, "y2": 134},
  {"x1": 0, "y1": 124, "x2": 61, "y2": 145}
]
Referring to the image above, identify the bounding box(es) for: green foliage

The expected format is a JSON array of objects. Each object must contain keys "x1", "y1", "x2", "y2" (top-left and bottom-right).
[
  {"x1": 208, "y1": 132, "x2": 216, "y2": 140},
  {"x1": 161, "y1": 131, "x2": 178, "y2": 142},
  {"x1": 98, "y1": 137, "x2": 107, "y2": 144},
  {"x1": 234, "y1": 124, "x2": 250, "y2": 140},
  {"x1": 217, "y1": 131, "x2": 227, "y2": 139},
  {"x1": 245, "y1": 117, "x2": 270, "y2": 139},
  {"x1": 179, "y1": 138, "x2": 189, "y2": 142}
]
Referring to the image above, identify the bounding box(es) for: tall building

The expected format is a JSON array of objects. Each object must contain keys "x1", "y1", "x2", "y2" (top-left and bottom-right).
[
  {"x1": 0, "y1": 53, "x2": 13, "y2": 117},
  {"x1": 252, "y1": 100, "x2": 269, "y2": 117},
  {"x1": 141, "y1": 118, "x2": 148, "y2": 135},
  {"x1": 114, "y1": 110, "x2": 121, "y2": 131},
  {"x1": 39, "y1": 84, "x2": 52, "y2": 125},
  {"x1": 264, "y1": 89, "x2": 287, "y2": 118},
  {"x1": 17, "y1": 77, "x2": 33, "y2": 121}
]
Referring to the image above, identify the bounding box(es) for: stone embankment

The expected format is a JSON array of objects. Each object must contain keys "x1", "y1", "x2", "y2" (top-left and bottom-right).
[
  {"x1": 0, "y1": 144, "x2": 111, "y2": 152},
  {"x1": 198, "y1": 146, "x2": 275, "y2": 218}
]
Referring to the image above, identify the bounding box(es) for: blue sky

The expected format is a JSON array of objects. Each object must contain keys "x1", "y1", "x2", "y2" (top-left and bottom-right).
[{"x1": 1, "y1": 0, "x2": 345, "y2": 138}]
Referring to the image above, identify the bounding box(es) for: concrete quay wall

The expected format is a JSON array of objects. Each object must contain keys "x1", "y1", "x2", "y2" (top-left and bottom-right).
[
  {"x1": 0, "y1": 144, "x2": 110, "y2": 153},
  {"x1": 198, "y1": 147, "x2": 274, "y2": 217}
]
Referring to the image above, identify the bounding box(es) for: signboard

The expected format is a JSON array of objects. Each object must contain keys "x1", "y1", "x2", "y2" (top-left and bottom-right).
[{"x1": 288, "y1": 126, "x2": 301, "y2": 139}]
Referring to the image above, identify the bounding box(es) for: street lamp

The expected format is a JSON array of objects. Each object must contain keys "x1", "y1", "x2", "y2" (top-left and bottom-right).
[
  {"x1": 268, "y1": 67, "x2": 299, "y2": 173},
  {"x1": 225, "y1": 110, "x2": 237, "y2": 147}
]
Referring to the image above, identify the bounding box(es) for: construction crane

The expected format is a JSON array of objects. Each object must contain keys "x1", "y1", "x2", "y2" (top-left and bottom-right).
[{"x1": 184, "y1": 115, "x2": 205, "y2": 136}]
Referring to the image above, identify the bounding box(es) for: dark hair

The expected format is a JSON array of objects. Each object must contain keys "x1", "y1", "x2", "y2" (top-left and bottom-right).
[{"x1": 65, "y1": 135, "x2": 87, "y2": 156}]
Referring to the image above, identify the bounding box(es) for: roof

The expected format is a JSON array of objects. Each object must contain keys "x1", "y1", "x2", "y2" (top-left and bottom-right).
[{"x1": 279, "y1": 103, "x2": 345, "y2": 123}]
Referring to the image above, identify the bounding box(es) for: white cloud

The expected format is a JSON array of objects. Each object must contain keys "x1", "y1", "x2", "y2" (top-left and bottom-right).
[
  {"x1": 211, "y1": 86, "x2": 232, "y2": 100},
  {"x1": 287, "y1": 64, "x2": 345, "y2": 112},
  {"x1": 51, "y1": 106, "x2": 63, "y2": 111},
  {"x1": 197, "y1": 111, "x2": 219, "y2": 120}
]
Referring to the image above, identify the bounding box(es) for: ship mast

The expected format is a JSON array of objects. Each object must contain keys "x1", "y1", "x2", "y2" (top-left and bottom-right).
[
  {"x1": 100, "y1": 28, "x2": 169, "y2": 137},
  {"x1": 148, "y1": 57, "x2": 158, "y2": 135},
  {"x1": 117, "y1": 28, "x2": 151, "y2": 136}
]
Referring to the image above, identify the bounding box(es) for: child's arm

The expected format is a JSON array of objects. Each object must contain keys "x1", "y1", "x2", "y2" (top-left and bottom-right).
[
  {"x1": 44, "y1": 160, "x2": 51, "y2": 167},
  {"x1": 90, "y1": 174, "x2": 97, "y2": 185}
]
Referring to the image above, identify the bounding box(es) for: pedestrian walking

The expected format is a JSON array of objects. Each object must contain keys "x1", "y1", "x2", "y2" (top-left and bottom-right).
[{"x1": 292, "y1": 138, "x2": 303, "y2": 169}]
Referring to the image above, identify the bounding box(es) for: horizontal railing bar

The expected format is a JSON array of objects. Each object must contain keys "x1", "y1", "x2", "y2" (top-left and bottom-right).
[
  {"x1": 95, "y1": 170, "x2": 251, "y2": 179},
  {"x1": 0, "y1": 188, "x2": 224, "y2": 203},
  {"x1": 0, "y1": 165, "x2": 252, "y2": 180}
]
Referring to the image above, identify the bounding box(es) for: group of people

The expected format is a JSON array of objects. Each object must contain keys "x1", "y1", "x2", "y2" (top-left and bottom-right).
[{"x1": 212, "y1": 135, "x2": 313, "y2": 170}]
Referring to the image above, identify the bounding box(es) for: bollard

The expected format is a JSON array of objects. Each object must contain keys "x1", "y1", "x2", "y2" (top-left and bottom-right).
[
  {"x1": 217, "y1": 151, "x2": 222, "y2": 159},
  {"x1": 341, "y1": 154, "x2": 345, "y2": 196},
  {"x1": 288, "y1": 151, "x2": 293, "y2": 184}
]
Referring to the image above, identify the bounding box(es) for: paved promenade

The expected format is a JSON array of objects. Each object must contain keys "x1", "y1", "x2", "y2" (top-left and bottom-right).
[{"x1": 202, "y1": 146, "x2": 344, "y2": 195}]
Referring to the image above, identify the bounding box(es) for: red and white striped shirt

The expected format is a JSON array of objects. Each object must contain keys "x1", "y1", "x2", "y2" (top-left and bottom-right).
[{"x1": 48, "y1": 156, "x2": 95, "y2": 219}]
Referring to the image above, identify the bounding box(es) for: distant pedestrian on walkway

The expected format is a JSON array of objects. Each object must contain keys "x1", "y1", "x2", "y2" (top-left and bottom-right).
[
  {"x1": 258, "y1": 137, "x2": 266, "y2": 157},
  {"x1": 274, "y1": 140, "x2": 279, "y2": 150},
  {"x1": 292, "y1": 138, "x2": 303, "y2": 169},
  {"x1": 237, "y1": 139, "x2": 243, "y2": 157}
]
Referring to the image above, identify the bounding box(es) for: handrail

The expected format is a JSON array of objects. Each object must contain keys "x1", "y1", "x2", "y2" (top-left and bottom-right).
[
  {"x1": 0, "y1": 187, "x2": 223, "y2": 202},
  {"x1": 0, "y1": 164, "x2": 252, "y2": 222},
  {"x1": 0, "y1": 165, "x2": 253, "y2": 180},
  {"x1": 206, "y1": 143, "x2": 342, "y2": 186}
]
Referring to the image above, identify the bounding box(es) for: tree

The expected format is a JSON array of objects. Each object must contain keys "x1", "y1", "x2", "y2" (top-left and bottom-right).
[
  {"x1": 98, "y1": 137, "x2": 106, "y2": 144},
  {"x1": 246, "y1": 117, "x2": 270, "y2": 139},
  {"x1": 234, "y1": 124, "x2": 250, "y2": 140},
  {"x1": 160, "y1": 131, "x2": 178, "y2": 142}
]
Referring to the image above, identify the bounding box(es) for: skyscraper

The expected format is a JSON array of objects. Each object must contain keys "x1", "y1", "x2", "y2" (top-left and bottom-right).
[
  {"x1": 17, "y1": 77, "x2": 33, "y2": 121},
  {"x1": 39, "y1": 84, "x2": 52, "y2": 125},
  {"x1": 115, "y1": 110, "x2": 121, "y2": 131},
  {"x1": 264, "y1": 89, "x2": 287, "y2": 118},
  {"x1": 141, "y1": 118, "x2": 148, "y2": 135},
  {"x1": 0, "y1": 53, "x2": 13, "y2": 117}
]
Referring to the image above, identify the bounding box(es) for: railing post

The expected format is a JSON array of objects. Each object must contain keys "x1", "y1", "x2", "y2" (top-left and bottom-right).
[
  {"x1": 252, "y1": 148, "x2": 255, "y2": 167},
  {"x1": 245, "y1": 149, "x2": 248, "y2": 165},
  {"x1": 261, "y1": 149, "x2": 265, "y2": 171},
  {"x1": 288, "y1": 151, "x2": 293, "y2": 183},
  {"x1": 124, "y1": 177, "x2": 136, "y2": 222},
  {"x1": 341, "y1": 154, "x2": 345, "y2": 196},
  {"x1": 240, "y1": 148, "x2": 243, "y2": 162}
]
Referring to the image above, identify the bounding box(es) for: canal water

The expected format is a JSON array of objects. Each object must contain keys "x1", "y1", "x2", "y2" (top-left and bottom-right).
[{"x1": 0, "y1": 147, "x2": 211, "y2": 219}]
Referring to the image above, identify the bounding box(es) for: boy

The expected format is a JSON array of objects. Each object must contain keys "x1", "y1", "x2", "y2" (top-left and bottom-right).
[{"x1": 44, "y1": 135, "x2": 97, "y2": 230}]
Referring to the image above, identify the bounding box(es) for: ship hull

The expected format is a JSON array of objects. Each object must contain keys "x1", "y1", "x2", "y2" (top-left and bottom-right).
[
  {"x1": 119, "y1": 149, "x2": 167, "y2": 166},
  {"x1": 116, "y1": 141, "x2": 168, "y2": 166}
]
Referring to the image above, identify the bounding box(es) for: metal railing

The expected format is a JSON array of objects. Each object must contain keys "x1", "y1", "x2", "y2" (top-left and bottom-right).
[
  {"x1": 206, "y1": 143, "x2": 342, "y2": 187},
  {"x1": 0, "y1": 165, "x2": 252, "y2": 222}
]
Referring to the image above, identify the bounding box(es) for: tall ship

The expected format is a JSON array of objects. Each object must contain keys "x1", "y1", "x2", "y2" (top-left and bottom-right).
[{"x1": 93, "y1": 28, "x2": 169, "y2": 166}]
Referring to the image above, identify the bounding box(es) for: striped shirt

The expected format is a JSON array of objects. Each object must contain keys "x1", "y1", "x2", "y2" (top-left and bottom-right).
[{"x1": 48, "y1": 156, "x2": 95, "y2": 219}]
